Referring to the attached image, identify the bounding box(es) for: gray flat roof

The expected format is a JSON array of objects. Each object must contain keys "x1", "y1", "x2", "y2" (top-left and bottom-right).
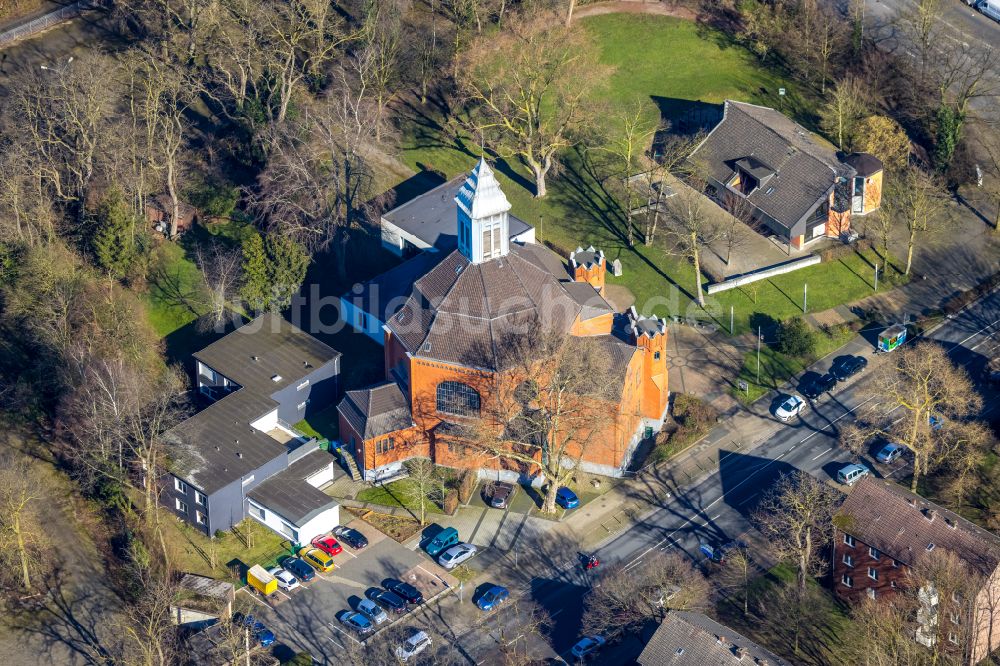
[
  {"x1": 164, "y1": 389, "x2": 286, "y2": 494},
  {"x1": 382, "y1": 176, "x2": 532, "y2": 250},
  {"x1": 248, "y1": 449, "x2": 339, "y2": 526},
  {"x1": 194, "y1": 312, "x2": 340, "y2": 395}
]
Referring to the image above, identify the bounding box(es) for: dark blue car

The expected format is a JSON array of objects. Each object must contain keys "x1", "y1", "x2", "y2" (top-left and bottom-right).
[
  {"x1": 283, "y1": 556, "x2": 316, "y2": 582},
  {"x1": 253, "y1": 622, "x2": 275, "y2": 647},
  {"x1": 476, "y1": 585, "x2": 509, "y2": 611},
  {"x1": 555, "y1": 486, "x2": 579, "y2": 509}
]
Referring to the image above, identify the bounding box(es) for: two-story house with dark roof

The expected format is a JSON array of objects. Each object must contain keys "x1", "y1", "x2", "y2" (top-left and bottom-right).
[
  {"x1": 637, "y1": 611, "x2": 789, "y2": 665},
  {"x1": 834, "y1": 477, "x2": 1000, "y2": 663},
  {"x1": 690, "y1": 100, "x2": 884, "y2": 251},
  {"x1": 162, "y1": 313, "x2": 342, "y2": 545}
]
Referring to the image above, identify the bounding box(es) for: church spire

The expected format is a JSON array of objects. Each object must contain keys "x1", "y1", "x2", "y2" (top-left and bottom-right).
[{"x1": 455, "y1": 158, "x2": 512, "y2": 264}]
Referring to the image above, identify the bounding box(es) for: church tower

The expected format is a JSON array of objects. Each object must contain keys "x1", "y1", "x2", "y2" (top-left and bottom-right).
[{"x1": 455, "y1": 158, "x2": 512, "y2": 264}]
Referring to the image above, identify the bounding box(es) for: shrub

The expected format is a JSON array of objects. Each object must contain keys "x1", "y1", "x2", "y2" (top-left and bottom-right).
[
  {"x1": 777, "y1": 317, "x2": 816, "y2": 357},
  {"x1": 443, "y1": 489, "x2": 460, "y2": 515},
  {"x1": 458, "y1": 469, "x2": 477, "y2": 504},
  {"x1": 651, "y1": 394, "x2": 719, "y2": 462},
  {"x1": 819, "y1": 238, "x2": 872, "y2": 262}
]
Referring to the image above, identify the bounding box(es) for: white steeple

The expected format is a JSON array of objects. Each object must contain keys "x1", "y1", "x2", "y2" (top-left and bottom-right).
[{"x1": 455, "y1": 158, "x2": 512, "y2": 264}]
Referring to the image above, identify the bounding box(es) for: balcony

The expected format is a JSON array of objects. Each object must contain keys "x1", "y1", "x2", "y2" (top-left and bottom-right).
[{"x1": 269, "y1": 419, "x2": 317, "y2": 449}]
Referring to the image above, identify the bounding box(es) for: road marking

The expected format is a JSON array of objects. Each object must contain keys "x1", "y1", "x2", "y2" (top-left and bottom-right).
[
  {"x1": 737, "y1": 492, "x2": 759, "y2": 507},
  {"x1": 950, "y1": 319, "x2": 1000, "y2": 352},
  {"x1": 811, "y1": 446, "x2": 833, "y2": 461},
  {"x1": 623, "y1": 394, "x2": 878, "y2": 568}
]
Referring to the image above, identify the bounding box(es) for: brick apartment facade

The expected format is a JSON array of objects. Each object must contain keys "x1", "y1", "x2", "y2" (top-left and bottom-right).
[{"x1": 833, "y1": 477, "x2": 1000, "y2": 663}]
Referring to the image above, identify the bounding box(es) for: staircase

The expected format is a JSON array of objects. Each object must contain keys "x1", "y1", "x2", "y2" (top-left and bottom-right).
[{"x1": 340, "y1": 450, "x2": 362, "y2": 482}]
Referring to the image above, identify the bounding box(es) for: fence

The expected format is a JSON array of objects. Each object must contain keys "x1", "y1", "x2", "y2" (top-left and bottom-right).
[
  {"x1": 704, "y1": 254, "x2": 821, "y2": 295},
  {"x1": 0, "y1": 1, "x2": 94, "y2": 47}
]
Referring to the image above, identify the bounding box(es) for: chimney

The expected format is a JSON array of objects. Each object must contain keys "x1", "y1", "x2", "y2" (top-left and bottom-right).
[
  {"x1": 717, "y1": 635, "x2": 729, "y2": 647},
  {"x1": 736, "y1": 646, "x2": 749, "y2": 660}
]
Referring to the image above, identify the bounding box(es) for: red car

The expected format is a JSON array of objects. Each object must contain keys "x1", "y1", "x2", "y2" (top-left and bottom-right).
[{"x1": 312, "y1": 536, "x2": 343, "y2": 557}]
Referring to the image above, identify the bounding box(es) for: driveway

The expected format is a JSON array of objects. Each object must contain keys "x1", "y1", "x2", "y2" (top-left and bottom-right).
[{"x1": 244, "y1": 519, "x2": 457, "y2": 665}]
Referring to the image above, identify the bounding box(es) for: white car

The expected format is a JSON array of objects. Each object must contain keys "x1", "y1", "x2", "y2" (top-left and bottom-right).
[
  {"x1": 438, "y1": 543, "x2": 478, "y2": 570},
  {"x1": 570, "y1": 635, "x2": 606, "y2": 659},
  {"x1": 775, "y1": 395, "x2": 806, "y2": 422},
  {"x1": 357, "y1": 598, "x2": 388, "y2": 625},
  {"x1": 268, "y1": 566, "x2": 299, "y2": 591},
  {"x1": 396, "y1": 630, "x2": 432, "y2": 662}
]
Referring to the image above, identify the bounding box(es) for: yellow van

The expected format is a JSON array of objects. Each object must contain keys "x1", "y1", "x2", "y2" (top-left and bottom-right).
[{"x1": 299, "y1": 547, "x2": 335, "y2": 573}]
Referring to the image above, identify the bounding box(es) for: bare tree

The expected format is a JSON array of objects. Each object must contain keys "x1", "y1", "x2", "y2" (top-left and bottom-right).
[
  {"x1": 907, "y1": 549, "x2": 984, "y2": 664},
  {"x1": 0, "y1": 455, "x2": 51, "y2": 592},
  {"x1": 754, "y1": 470, "x2": 840, "y2": 591},
  {"x1": 456, "y1": 10, "x2": 612, "y2": 197},
  {"x1": 193, "y1": 241, "x2": 243, "y2": 327},
  {"x1": 468, "y1": 328, "x2": 617, "y2": 514},
  {"x1": 883, "y1": 167, "x2": 946, "y2": 276},
  {"x1": 716, "y1": 542, "x2": 754, "y2": 617},
  {"x1": 845, "y1": 596, "x2": 925, "y2": 666},
  {"x1": 661, "y1": 177, "x2": 725, "y2": 307},
  {"x1": 820, "y1": 76, "x2": 869, "y2": 150},
  {"x1": 0, "y1": 139, "x2": 57, "y2": 246},
  {"x1": 251, "y1": 83, "x2": 383, "y2": 282},
  {"x1": 856, "y1": 341, "x2": 982, "y2": 493},
  {"x1": 582, "y1": 551, "x2": 710, "y2": 640},
  {"x1": 259, "y1": 0, "x2": 353, "y2": 124},
  {"x1": 601, "y1": 105, "x2": 659, "y2": 247},
  {"x1": 357, "y1": 0, "x2": 405, "y2": 143},
  {"x1": 402, "y1": 458, "x2": 437, "y2": 526}
]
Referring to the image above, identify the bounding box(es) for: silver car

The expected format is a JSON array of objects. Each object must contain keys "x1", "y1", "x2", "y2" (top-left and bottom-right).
[
  {"x1": 357, "y1": 598, "x2": 388, "y2": 625},
  {"x1": 438, "y1": 543, "x2": 478, "y2": 570},
  {"x1": 397, "y1": 630, "x2": 432, "y2": 662}
]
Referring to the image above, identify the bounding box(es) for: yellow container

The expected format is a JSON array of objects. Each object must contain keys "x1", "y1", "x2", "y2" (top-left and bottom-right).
[{"x1": 247, "y1": 564, "x2": 277, "y2": 596}]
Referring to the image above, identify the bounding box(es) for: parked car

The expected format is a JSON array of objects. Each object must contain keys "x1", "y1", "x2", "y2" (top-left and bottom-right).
[
  {"x1": 699, "y1": 540, "x2": 746, "y2": 565},
  {"x1": 367, "y1": 587, "x2": 407, "y2": 614},
  {"x1": 425, "y1": 527, "x2": 460, "y2": 558},
  {"x1": 832, "y1": 355, "x2": 868, "y2": 381},
  {"x1": 802, "y1": 373, "x2": 837, "y2": 399},
  {"x1": 476, "y1": 585, "x2": 509, "y2": 611},
  {"x1": 837, "y1": 463, "x2": 870, "y2": 486},
  {"x1": 774, "y1": 395, "x2": 806, "y2": 422},
  {"x1": 439, "y1": 543, "x2": 478, "y2": 570},
  {"x1": 338, "y1": 610, "x2": 373, "y2": 635},
  {"x1": 333, "y1": 525, "x2": 369, "y2": 549},
  {"x1": 268, "y1": 566, "x2": 300, "y2": 592},
  {"x1": 232, "y1": 614, "x2": 275, "y2": 647},
  {"x1": 486, "y1": 481, "x2": 516, "y2": 509},
  {"x1": 570, "y1": 635, "x2": 606, "y2": 659},
  {"x1": 299, "y1": 547, "x2": 335, "y2": 573},
  {"x1": 875, "y1": 442, "x2": 905, "y2": 464},
  {"x1": 385, "y1": 579, "x2": 424, "y2": 605},
  {"x1": 357, "y1": 598, "x2": 389, "y2": 625},
  {"x1": 555, "y1": 486, "x2": 580, "y2": 509},
  {"x1": 396, "y1": 630, "x2": 432, "y2": 662},
  {"x1": 253, "y1": 622, "x2": 275, "y2": 647},
  {"x1": 312, "y1": 535, "x2": 343, "y2": 557},
  {"x1": 282, "y1": 556, "x2": 315, "y2": 582}
]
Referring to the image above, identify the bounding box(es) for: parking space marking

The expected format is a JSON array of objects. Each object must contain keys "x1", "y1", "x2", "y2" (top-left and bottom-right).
[
  {"x1": 737, "y1": 492, "x2": 759, "y2": 506},
  {"x1": 238, "y1": 588, "x2": 269, "y2": 607},
  {"x1": 328, "y1": 622, "x2": 364, "y2": 645}
]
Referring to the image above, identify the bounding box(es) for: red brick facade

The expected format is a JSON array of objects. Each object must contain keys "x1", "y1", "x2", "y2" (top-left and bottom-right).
[{"x1": 832, "y1": 527, "x2": 908, "y2": 603}]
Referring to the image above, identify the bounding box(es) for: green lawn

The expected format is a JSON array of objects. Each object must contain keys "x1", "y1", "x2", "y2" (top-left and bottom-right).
[
  {"x1": 165, "y1": 513, "x2": 293, "y2": 579},
  {"x1": 395, "y1": 14, "x2": 890, "y2": 329},
  {"x1": 294, "y1": 405, "x2": 340, "y2": 442},
  {"x1": 356, "y1": 478, "x2": 445, "y2": 516},
  {"x1": 144, "y1": 241, "x2": 208, "y2": 338},
  {"x1": 716, "y1": 563, "x2": 856, "y2": 666}
]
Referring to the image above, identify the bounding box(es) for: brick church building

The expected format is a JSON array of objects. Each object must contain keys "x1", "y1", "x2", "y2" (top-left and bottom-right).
[{"x1": 338, "y1": 159, "x2": 670, "y2": 483}]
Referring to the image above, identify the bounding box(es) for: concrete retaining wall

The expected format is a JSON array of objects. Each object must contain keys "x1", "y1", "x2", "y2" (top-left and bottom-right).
[{"x1": 705, "y1": 254, "x2": 821, "y2": 294}]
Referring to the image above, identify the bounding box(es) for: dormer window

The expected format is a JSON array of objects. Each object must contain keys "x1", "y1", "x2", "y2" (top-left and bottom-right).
[{"x1": 728, "y1": 157, "x2": 776, "y2": 196}]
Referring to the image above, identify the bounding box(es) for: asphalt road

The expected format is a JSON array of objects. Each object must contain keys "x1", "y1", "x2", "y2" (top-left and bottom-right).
[{"x1": 460, "y1": 289, "x2": 1000, "y2": 665}]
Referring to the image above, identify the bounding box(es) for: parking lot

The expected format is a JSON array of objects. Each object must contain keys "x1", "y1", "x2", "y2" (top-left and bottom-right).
[{"x1": 241, "y1": 518, "x2": 458, "y2": 664}]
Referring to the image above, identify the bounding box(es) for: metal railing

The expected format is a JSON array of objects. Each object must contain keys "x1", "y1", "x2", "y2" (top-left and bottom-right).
[{"x1": 0, "y1": 1, "x2": 95, "y2": 48}]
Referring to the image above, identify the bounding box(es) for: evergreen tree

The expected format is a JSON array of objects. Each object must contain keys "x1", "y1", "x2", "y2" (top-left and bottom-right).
[
  {"x1": 264, "y1": 234, "x2": 309, "y2": 311},
  {"x1": 92, "y1": 188, "x2": 139, "y2": 280},
  {"x1": 239, "y1": 232, "x2": 271, "y2": 313}
]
